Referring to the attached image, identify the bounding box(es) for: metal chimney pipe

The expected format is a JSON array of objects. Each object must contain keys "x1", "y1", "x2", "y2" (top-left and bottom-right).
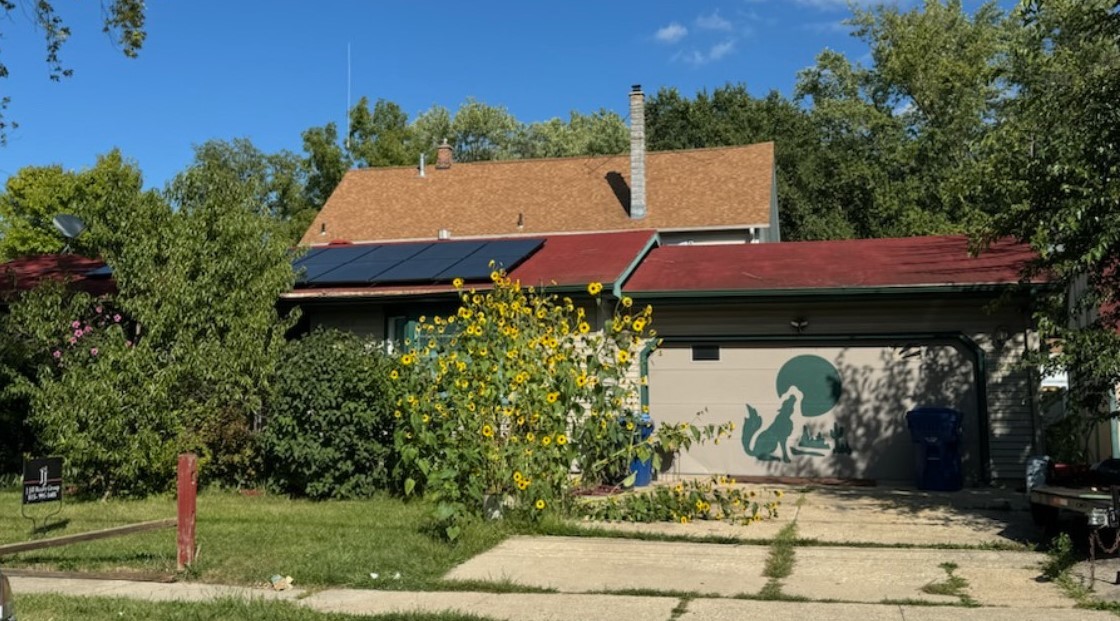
[{"x1": 629, "y1": 84, "x2": 647, "y2": 219}]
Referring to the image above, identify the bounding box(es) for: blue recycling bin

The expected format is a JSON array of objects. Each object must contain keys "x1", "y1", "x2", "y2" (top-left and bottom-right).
[
  {"x1": 905, "y1": 407, "x2": 963, "y2": 491},
  {"x1": 629, "y1": 414, "x2": 655, "y2": 487}
]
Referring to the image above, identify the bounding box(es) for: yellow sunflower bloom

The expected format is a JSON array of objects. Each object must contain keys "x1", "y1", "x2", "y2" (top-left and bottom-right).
[
  {"x1": 578, "y1": 321, "x2": 590, "y2": 334},
  {"x1": 547, "y1": 392, "x2": 559, "y2": 404},
  {"x1": 587, "y1": 281, "x2": 603, "y2": 296},
  {"x1": 617, "y1": 350, "x2": 631, "y2": 364},
  {"x1": 390, "y1": 370, "x2": 400, "y2": 380},
  {"x1": 542, "y1": 436, "x2": 552, "y2": 446},
  {"x1": 452, "y1": 277, "x2": 464, "y2": 288},
  {"x1": 556, "y1": 434, "x2": 568, "y2": 446},
  {"x1": 535, "y1": 499, "x2": 546, "y2": 510},
  {"x1": 481, "y1": 424, "x2": 494, "y2": 438},
  {"x1": 621, "y1": 296, "x2": 633, "y2": 308}
]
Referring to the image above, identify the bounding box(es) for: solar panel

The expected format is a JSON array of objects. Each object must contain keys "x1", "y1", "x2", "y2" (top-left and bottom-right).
[
  {"x1": 296, "y1": 245, "x2": 378, "y2": 268},
  {"x1": 372, "y1": 241, "x2": 486, "y2": 283},
  {"x1": 293, "y1": 239, "x2": 544, "y2": 287},
  {"x1": 438, "y1": 239, "x2": 544, "y2": 280},
  {"x1": 308, "y1": 242, "x2": 433, "y2": 285}
]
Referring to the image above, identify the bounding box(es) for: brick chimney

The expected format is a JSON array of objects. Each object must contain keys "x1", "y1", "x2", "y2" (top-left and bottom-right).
[
  {"x1": 436, "y1": 138, "x2": 453, "y2": 170},
  {"x1": 629, "y1": 84, "x2": 647, "y2": 219}
]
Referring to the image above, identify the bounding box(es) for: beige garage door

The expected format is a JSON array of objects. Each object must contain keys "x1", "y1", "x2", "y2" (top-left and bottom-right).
[{"x1": 647, "y1": 342, "x2": 979, "y2": 482}]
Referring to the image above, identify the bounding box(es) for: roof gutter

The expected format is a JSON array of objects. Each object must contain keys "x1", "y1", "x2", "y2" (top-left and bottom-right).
[
  {"x1": 611, "y1": 232, "x2": 661, "y2": 299},
  {"x1": 624, "y1": 283, "x2": 1048, "y2": 300}
]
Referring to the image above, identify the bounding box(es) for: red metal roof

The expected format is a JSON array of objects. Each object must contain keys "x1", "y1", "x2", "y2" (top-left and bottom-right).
[
  {"x1": 622, "y1": 236, "x2": 1041, "y2": 295},
  {"x1": 0, "y1": 255, "x2": 114, "y2": 300},
  {"x1": 284, "y1": 230, "x2": 657, "y2": 300}
]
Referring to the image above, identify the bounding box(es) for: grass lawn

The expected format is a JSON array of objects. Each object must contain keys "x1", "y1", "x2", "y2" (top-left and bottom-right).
[
  {"x1": 15, "y1": 594, "x2": 500, "y2": 621},
  {"x1": 0, "y1": 490, "x2": 509, "y2": 590}
]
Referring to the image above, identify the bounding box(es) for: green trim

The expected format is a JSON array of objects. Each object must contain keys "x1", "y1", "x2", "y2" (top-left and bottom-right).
[
  {"x1": 625, "y1": 284, "x2": 1044, "y2": 300},
  {"x1": 611, "y1": 232, "x2": 661, "y2": 300},
  {"x1": 638, "y1": 332, "x2": 992, "y2": 484}
]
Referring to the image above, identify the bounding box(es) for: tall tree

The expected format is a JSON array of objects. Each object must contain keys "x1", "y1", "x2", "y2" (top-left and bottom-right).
[
  {"x1": 0, "y1": 0, "x2": 147, "y2": 144},
  {"x1": 301, "y1": 122, "x2": 351, "y2": 211},
  {"x1": 982, "y1": 0, "x2": 1120, "y2": 425},
  {"x1": 347, "y1": 97, "x2": 418, "y2": 168},
  {"x1": 450, "y1": 98, "x2": 520, "y2": 162}
]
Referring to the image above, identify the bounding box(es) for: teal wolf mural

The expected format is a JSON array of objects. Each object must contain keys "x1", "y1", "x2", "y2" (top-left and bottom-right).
[{"x1": 741, "y1": 354, "x2": 852, "y2": 462}]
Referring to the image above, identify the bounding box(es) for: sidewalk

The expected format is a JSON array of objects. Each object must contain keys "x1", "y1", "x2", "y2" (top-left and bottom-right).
[{"x1": 10, "y1": 576, "x2": 1115, "y2": 621}]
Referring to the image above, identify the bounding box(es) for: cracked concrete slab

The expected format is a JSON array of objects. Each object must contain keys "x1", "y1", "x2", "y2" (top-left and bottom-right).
[
  {"x1": 444, "y1": 535, "x2": 770, "y2": 596},
  {"x1": 302, "y1": 590, "x2": 679, "y2": 621}
]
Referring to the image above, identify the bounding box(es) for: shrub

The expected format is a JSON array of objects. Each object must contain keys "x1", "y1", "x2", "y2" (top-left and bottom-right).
[
  {"x1": 262, "y1": 329, "x2": 398, "y2": 499},
  {"x1": 17, "y1": 290, "x2": 182, "y2": 497}
]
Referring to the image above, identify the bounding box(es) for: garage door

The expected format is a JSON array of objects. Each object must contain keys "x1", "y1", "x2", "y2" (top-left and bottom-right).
[{"x1": 647, "y1": 341, "x2": 979, "y2": 483}]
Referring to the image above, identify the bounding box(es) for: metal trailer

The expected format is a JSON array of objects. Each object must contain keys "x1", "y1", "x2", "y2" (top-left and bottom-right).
[{"x1": 1029, "y1": 484, "x2": 1120, "y2": 529}]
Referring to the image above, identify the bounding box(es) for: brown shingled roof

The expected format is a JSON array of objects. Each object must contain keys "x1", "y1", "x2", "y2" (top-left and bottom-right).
[{"x1": 300, "y1": 142, "x2": 774, "y2": 245}]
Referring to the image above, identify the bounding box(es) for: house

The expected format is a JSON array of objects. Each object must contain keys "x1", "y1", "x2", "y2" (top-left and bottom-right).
[
  {"x1": 302, "y1": 86, "x2": 779, "y2": 247},
  {"x1": 285, "y1": 85, "x2": 1052, "y2": 485}
]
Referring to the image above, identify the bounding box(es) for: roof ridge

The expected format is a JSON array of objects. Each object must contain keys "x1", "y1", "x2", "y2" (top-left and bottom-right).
[{"x1": 342, "y1": 141, "x2": 775, "y2": 174}]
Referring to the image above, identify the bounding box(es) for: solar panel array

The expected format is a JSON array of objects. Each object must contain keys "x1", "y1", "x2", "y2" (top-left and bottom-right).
[{"x1": 294, "y1": 238, "x2": 544, "y2": 286}]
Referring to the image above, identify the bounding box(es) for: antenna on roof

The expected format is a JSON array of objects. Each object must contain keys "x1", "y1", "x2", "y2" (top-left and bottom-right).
[
  {"x1": 345, "y1": 42, "x2": 351, "y2": 152},
  {"x1": 52, "y1": 214, "x2": 86, "y2": 254}
]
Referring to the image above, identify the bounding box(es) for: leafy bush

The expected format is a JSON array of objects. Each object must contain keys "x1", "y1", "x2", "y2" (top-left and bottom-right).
[
  {"x1": 13, "y1": 288, "x2": 182, "y2": 496},
  {"x1": 262, "y1": 329, "x2": 398, "y2": 499}
]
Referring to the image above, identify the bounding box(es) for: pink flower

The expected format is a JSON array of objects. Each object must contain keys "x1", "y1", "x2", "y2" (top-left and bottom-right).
[
  {"x1": 90, "y1": 348, "x2": 98, "y2": 357},
  {"x1": 125, "y1": 340, "x2": 133, "y2": 348},
  {"x1": 71, "y1": 320, "x2": 80, "y2": 329},
  {"x1": 95, "y1": 306, "x2": 103, "y2": 314},
  {"x1": 74, "y1": 329, "x2": 83, "y2": 338},
  {"x1": 52, "y1": 350, "x2": 61, "y2": 359},
  {"x1": 68, "y1": 337, "x2": 77, "y2": 345},
  {"x1": 113, "y1": 314, "x2": 122, "y2": 323}
]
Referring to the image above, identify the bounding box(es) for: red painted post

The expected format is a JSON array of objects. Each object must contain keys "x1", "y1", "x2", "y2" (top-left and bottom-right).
[{"x1": 177, "y1": 453, "x2": 197, "y2": 571}]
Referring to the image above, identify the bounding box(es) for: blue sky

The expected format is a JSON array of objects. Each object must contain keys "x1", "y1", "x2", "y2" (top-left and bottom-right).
[{"x1": 1, "y1": 0, "x2": 1013, "y2": 189}]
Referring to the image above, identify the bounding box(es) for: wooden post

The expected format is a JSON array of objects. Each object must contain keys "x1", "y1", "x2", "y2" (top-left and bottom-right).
[{"x1": 177, "y1": 453, "x2": 197, "y2": 570}]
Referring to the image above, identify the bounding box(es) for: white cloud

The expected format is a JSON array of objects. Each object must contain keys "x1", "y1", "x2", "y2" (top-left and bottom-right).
[
  {"x1": 709, "y1": 39, "x2": 735, "y2": 61},
  {"x1": 655, "y1": 22, "x2": 688, "y2": 44},
  {"x1": 676, "y1": 39, "x2": 737, "y2": 66},
  {"x1": 696, "y1": 11, "x2": 733, "y2": 31}
]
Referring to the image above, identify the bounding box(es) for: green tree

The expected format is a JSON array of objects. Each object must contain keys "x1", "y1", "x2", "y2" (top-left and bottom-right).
[
  {"x1": 301, "y1": 122, "x2": 351, "y2": 211},
  {"x1": 5, "y1": 148, "x2": 298, "y2": 494},
  {"x1": 183, "y1": 139, "x2": 317, "y2": 243},
  {"x1": 0, "y1": 149, "x2": 146, "y2": 260},
  {"x1": 450, "y1": 98, "x2": 520, "y2": 162},
  {"x1": 517, "y1": 110, "x2": 628, "y2": 159},
  {"x1": 981, "y1": 0, "x2": 1120, "y2": 425},
  {"x1": 0, "y1": 0, "x2": 146, "y2": 144},
  {"x1": 347, "y1": 97, "x2": 418, "y2": 167}
]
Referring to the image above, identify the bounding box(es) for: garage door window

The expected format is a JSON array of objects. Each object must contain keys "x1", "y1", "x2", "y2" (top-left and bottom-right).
[{"x1": 692, "y1": 345, "x2": 720, "y2": 361}]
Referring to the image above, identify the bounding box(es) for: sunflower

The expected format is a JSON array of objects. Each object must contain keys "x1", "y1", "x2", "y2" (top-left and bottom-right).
[
  {"x1": 534, "y1": 499, "x2": 546, "y2": 510},
  {"x1": 621, "y1": 296, "x2": 633, "y2": 308},
  {"x1": 541, "y1": 436, "x2": 552, "y2": 447},
  {"x1": 481, "y1": 424, "x2": 494, "y2": 438},
  {"x1": 389, "y1": 370, "x2": 400, "y2": 380},
  {"x1": 578, "y1": 321, "x2": 590, "y2": 334},
  {"x1": 556, "y1": 434, "x2": 568, "y2": 446},
  {"x1": 587, "y1": 281, "x2": 603, "y2": 296},
  {"x1": 546, "y1": 392, "x2": 559, "y2": 404},
  {"x1": 616, "y1": 350, "x2": 631, "y2": 364},
  {"x1": 452, "y1": 277, "x2": 465, "y2": 288}
]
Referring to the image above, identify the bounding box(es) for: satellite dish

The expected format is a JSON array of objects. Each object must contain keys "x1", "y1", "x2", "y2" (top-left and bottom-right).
[{"x1": 52, "y1": 214, "x2": 87, "y2": 240}]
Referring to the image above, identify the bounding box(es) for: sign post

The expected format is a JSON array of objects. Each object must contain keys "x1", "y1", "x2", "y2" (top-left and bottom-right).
[
  {"x1": 176, "y1": 453, "x2": 197, "y2": 570},
  {"x1": 21, "y1": 457, "x2": 63, "y2": 530}
]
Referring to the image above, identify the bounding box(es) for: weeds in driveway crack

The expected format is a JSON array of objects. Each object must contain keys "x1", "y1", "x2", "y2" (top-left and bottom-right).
[
  {"x1": 757, "y1": 522, "x2": 798, "y2": 599},
  {"x1": 669, "y1": 595, "x2": 693, "y2": 620},
  {"x1": 920, "y1": 561, "x2": 977, "y2": 606}
]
